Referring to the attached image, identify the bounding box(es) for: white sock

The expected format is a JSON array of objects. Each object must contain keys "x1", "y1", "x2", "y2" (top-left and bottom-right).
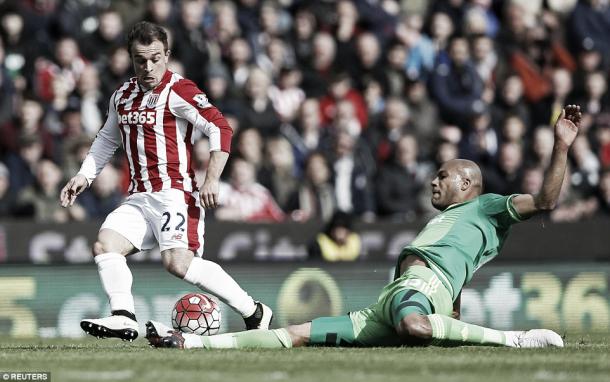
[
  {"x1": 183, "y1": 257, "x2": 256, "y2": 317},
  {"x1": 94, "y1": 252, "x2": 135, "y2": 315},
  {"x1": 183, "y1": 333, "x2": 204, "y2": 349},
  {"x1": 503, "y1": 331, "x2": 524, "y2": 347}
]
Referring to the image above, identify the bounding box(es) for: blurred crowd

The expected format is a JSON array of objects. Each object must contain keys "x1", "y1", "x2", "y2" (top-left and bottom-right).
[{"x1": 0, "y1": 0, "x2": 609, "y2": 225}]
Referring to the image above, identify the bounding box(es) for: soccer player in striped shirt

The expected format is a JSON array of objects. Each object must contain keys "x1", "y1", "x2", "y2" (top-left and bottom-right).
[
  {"x1": 60, "y1": 22, "x2": 272, "y2": 341},
  {"x1": 147, "y1": 105, "x2": 581, "y2": 349}
]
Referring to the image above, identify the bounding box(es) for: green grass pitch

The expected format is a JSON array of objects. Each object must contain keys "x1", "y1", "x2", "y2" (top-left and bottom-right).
[{"x1": 0, "y1": 333, "x2": 608, "y2": 382}]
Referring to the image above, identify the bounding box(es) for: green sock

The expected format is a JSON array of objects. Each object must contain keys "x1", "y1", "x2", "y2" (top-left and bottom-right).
[
  {"x1": 427, "y1": 314, "x2": 507, "y2": 347},
  {"x1": 195, "y1": 329, "x2": 293, "y2": 349}
]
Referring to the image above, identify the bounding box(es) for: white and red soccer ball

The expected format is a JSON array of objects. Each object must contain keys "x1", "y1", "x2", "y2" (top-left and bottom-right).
[{"x1": 172, "y1": 293, "x2": 221, "y2": 336}]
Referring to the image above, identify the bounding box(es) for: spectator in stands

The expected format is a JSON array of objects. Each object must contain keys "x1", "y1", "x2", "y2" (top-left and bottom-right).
[
  {"x1": 78, "y1": 165, "x2": 123, "y2": 219},
  {"x1": 99, "y1": 46, "x2": 131, "y2": 105},
  {"x1": 268, "y1": 65, "x2": 305, "y2": 124},
  {"x1": 287, "y1": 152, "x2": 336, "y2": 222},
  {"x1": 259, "y1": 136, "x2": 299, "y2": 212},
  {"x1": 333, "y1": 0, "x2": 359, "y2": 73},
  {"x1": 405, "y1": 78, "x2": 441, "y2": 158},
  {"x1": 0, "y1": 38, "x2": 15, "y2": 127},
  {"x1": 428, "y1": 11, "x2": 454, "y2": 60},
  {"x1": 532, "y1": 68, "x2": 575, "y2": 127},
  {"x1": 491, "y1": 75, "x2": 531, "y2": 129},
  {"x1": 171, "y1": 0, "x2": 212, "y2": 87},
  {"x1": 301, "y1": 32, "x2": 337, "y2": 97},
  {"x1": 80, "y1": 9, "x2": 125, "y2": 64},
  {"x1": 290, "y1": 7, "x2": 316, "y2": 66},
  {"x1": 319, "y1": 72, "x2": 368, "y2": 131},
  {"x1": 1, "y1": 96, "x2": 54, "y2": 160},
  {"x1": 5, "y1": 134, "x2": 43, "y2": 194},
  {"x1": 395, "y1": 14, "x2": 435, "y2": 81},
  {"x1": 509, "y1": 23, "x2": 576, "y2": 104},
  {"x1": 460, "y1": 110, "x2": 498, "y2": 164},
  {"x1": 550, "y1": 165, "x2": 598, "y2": 222},
  {"x1": 216, "y1": 157, "x2": 285, "y2": 222},
  {"x1": 143, "y1": 0, "x2": 175, "y2": 27},
  {"x1": 35, "y1": 36, "x2": 86, "y2": 103},
  {"x1": 570, "y1": 135, "x2": 600, "y2": 196},
  {"x1": 520, "y1": 166, "x2": 544, "y2": 195},
  {"x1": 431, "y1": 36, "x2": 485, "y2": 128},
  {"x1": 75, "y1": 65, "x2": 103, "y2": 137},
  {"x1": 0, "y1": 162, "x2": 15, "y2": 217},
  {"x1": 61, "y1": 135, "x2": 92, "y2": 184},
  {"x1": 351, "y1": 32, "x2": 387, "y2": 93},
  {"x1": 326, "y1": 127, "x2": 376, "y2": 219},
  {"x1": 239, "y1": 67, "x2": 281, "y2": 137},
  {"x1": 282, "y1": 98, "x2": 328, "y2": 169},
  {"x1": 572, "y1": 45, "x2": 603, "y2": 99},
  {"x1": 579, "y1": 71, "x2": 608, "y2": 118},
  {"x1": 471, "y1": 34, "x2": 497, "y2": 85},
  {"x1": 225, "y1": 38, "x2": 252, "y2": 91},
  {"x1": 484, "y1": 142, "x2": 524, "y2": 195},
  {"x1": 16, "y1": 159, "x2": 85, "y2": 222},
  {"x1": 234, "y1": 127, "x2": 264, "y2": 174},
  {"x1": 307, "y1": 211, "x2": 362, "y2": 262},
  {"x1": 375, "y1": 134, "x2": 427, "y2": 222},
  {"x1": 501, "y1": 115, "x2": 527, "y2": 145},
  {"x1": 0, "y1": 7, "x2": 37, "y2": 85},
  {"x1": 594, "y1": 168, "x2": 610, "y2": 216},
  {"x1": 383, "y1": 41, "x2": 408, "y2": 98},
  {"x1": 528, "y1": 126, "x2": 554, "y2": 168},
  {"x1": 365, "y1": 97, "x2": 410, "y2": 165},
  {"x1": 569, "y1": 0, "x2": 610, "y2": 67},
  {"x1": 595, "y1": 112, "x2": 610, "y2": 168}
]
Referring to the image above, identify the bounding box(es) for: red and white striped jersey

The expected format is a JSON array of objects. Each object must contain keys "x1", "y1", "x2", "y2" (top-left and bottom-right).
[{"x1": 79, "y1": 70, "x2": 232, "y2": 194}]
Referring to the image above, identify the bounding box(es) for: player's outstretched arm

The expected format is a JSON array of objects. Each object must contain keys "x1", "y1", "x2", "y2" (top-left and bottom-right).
[
  {"x1": 60, "y1": 174, "x2": 89, "y2": 207},
  {"x1": 200, "y1": 150, "x2": 229, "y2": 209},
  {"x1": 512, "y1": 105, "x2": 581, "y2": 218}
]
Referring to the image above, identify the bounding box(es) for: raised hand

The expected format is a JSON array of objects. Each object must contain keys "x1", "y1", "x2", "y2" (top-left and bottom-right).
[
  {"x1": 554, "y1": 104, "x2": 581, "y2": 149},
  {"x1": 60, "y1": 174, "x2": 89, "y2": 207}
]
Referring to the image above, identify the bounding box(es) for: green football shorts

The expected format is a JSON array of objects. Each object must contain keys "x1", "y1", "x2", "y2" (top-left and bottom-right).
[{"x1": 309, "y1": 265, "x2": 453, "y2": 347}]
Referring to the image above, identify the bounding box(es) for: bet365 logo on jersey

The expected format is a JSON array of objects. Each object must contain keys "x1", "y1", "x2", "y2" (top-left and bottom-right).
[{"x1": 119, "y1": 111, "x2": 156, "y2": 125}]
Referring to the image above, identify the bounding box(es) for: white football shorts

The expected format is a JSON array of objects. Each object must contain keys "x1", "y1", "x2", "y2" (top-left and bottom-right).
[{"x1": 100, "y1": 188, "x2": 205, "y2": 256}]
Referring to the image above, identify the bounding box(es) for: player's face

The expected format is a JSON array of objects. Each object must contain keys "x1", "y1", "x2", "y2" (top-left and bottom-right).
[
  {"x1": 131, "y1": 40, "x2": 169, "y2": 90},
  {"x1": 430, "y1": 164, "x2": 463, "y2": 210}
]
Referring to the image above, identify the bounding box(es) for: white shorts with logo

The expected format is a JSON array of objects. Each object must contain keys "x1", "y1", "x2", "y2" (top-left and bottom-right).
[{"x1": 101, "y1": 189, "x2": 205, "y2": 256}]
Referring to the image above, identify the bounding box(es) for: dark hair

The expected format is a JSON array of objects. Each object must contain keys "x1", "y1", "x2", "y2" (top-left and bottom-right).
[{"x1": 127, "y1": 21, "x2": 168, "y2": 55}]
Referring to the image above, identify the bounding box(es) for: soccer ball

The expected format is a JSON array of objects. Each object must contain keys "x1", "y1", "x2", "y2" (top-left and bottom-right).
[{"x1": 172, "y1": 293, "x2": 221, "y2": 336}]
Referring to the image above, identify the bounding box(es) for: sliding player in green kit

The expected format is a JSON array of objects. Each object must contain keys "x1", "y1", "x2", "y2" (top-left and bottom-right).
[{"x1": 146, "y1": 105, "x2": 581, "y2": 350}]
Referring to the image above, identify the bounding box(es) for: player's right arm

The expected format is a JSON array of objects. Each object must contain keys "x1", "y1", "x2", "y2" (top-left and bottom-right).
[
  {"x1": 60, "y1": 92, "x2": 122, "y2": 207},
  {"x1": 511, "y1": 105, "x2": 581, "y2": 218}
]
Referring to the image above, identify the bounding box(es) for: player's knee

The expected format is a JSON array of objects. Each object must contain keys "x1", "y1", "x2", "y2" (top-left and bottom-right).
[
  {"x1": 397, "y1": 314, "x2": 432, "y2": 341},
  {"x1": 162, "y1": 249, "x2": 192, "y2": 278}
]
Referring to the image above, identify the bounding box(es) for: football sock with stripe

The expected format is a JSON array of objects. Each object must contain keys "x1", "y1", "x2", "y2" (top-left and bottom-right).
[
  {"x1": 182, "y1": 329, "x2": 293, "y2": 349},
  {"x1": 427, "y1": 314, "x2": 509, "y2": 346},
  {"x1": 183, "y1": 257, "x2": 257, "y2": 318},
  {"x1": 95, "y1": 252, "x2": 135, "y2": 315}
]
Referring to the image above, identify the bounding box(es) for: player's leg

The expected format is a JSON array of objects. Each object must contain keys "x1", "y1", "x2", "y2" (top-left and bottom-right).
[
  {"x1": 390, "y1": 291, "x2": 563, "y2": 347},
  {"x1": 424, "y1": 314, "x2": 564, "y2": 348},
  {"x1": 146, "y1": 320, "x2": 305, "y2": 349},
  {"x1": 161, "y1": 248, "x2": 272, "y2": 329},
  {"x1": 155, "y1": 190, "x2": 272, "y2": 329},
  {"x1": 82, "y1": 201, "x2": 153, "y2": 340}
]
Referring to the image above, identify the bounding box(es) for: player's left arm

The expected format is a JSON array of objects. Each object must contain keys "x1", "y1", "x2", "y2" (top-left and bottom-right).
[
  {"x1": 511, "y1": 105, "x2": 581, "y2": 218},
  {"x1": 168, "y1": 79, "x2": 233, "y2": 209}
]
